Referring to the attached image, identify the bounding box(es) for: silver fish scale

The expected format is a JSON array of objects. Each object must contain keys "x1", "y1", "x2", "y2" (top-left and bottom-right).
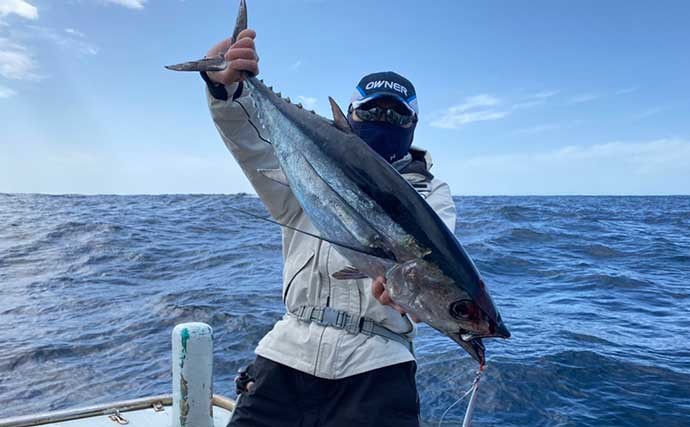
[
  {"x1": 299, "y1": 145, "x2": 428, "y2": 260},
  {"x1": 249, "y1": 82, "x2": 426, "y2": 264}
]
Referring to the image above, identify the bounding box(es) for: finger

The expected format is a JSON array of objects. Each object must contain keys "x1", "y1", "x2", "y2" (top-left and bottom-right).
[
  {"x1": 228, "y1": 58, "x2": 259, "y2": 76},
  {"x1": 379, "y1": 289, "x2": 394, "y2": 306},
  {"x1": 409, "y1": 313, "x2": 421, "y2": 323},
  {"x1": 207, "y1": 37, "x2": 233, "y2": 58},
  {"x1": 371, "y1": 279, "x2": 385, "y2": 299},
  {"x1": 236, "y1": 28, "x2": 256, "y2": 41},
  {"x1": 230, "y1": 37, "x2": 256, "y2": 51},
  {"x1": 225, "y1": 39, "x2": 256, "y2": 61},
  {"x1": 226, "y1": 48, "x2": 258, "y2": 61}
]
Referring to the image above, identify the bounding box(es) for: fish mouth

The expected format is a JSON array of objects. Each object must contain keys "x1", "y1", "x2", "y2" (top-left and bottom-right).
[
  {"x1": 454, "y1": 320, "x2": 510, "y2": 365},
  {"x1": 454, "y1": 334, "x2": 486, "y2": 365}
]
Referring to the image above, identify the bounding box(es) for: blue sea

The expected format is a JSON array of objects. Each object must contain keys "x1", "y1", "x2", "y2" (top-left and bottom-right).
[{"x1": 1, "y1": 194, "x2": 689, "y2": 426}]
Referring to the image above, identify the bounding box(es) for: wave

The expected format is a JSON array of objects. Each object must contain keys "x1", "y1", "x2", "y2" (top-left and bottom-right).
[{"x1": 2, "y1": 194, "x2": 689, "y2": 425}]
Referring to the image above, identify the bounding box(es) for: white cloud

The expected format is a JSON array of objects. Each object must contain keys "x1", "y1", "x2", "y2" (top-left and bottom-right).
[
  {"x1": 512, "y1": 90, "x2": 559, "y2": 109},
  {"x1": 29, "y1": 25, "x2": 99, "y2": 56},
  {"x1": 563, "y1": 88, "x2": 634, "y2": 106},
  {"x1": 0, "y1": 24, "x2": 98, "y2": 84},
  {"x1": 567, "y1": 93, "x2": 601, "y2": 105},
  {"x1": 105, "y1": 0, "x2": 146, "y2": 9},
  {"x1": 430, "y1": 94, "x2": 509, "y2": 129},
  {"x1": 615, "y1": 87, "x2": 638, "y2": 95},
  {"x1": 0, "y1": 38, "x2": 39, "y2": 79},
  {"x1": 447, "y1": 139, "x2": 690, "y2": 195},
  {"x1": 532, "y1": 90, "x2": 559, "y2": 99},
  {"x1": 634, "y1": 107, "x2": 663, "y2": 120},
  {"x1": 65, "y1": 28, "x2": 85, "y2": 38},
  {"x1": 290, "y1": 60, "x2": 302, "y2": 70},
  {"x1": 431, "y1": 110, "x2": 508, "y2": 128},
  {"x1": 511, "y1": 100, "x2": 542, "y2": 110},
  {"x1": 298, "y1": 95, "x2": 318, "y2": 112},
  {"x1": 456, "y1": 94, "x2": 500, "y2": 109},
  {"x1": 0, "y1": 84, "x2": 16, "y2": 98},
  {"x1": 512, "y1": 123, "x2": 563, "y2": 135},
  {"x1": 512, "y1": 120, "x2": 583, "y2": 135},
  {"x1": 0, "y1": 0, "x2": 37, "y2": 20}
]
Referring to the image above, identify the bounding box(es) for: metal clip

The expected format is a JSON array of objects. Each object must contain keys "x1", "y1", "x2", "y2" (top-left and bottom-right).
[
  {"x1": 152, "y1": 401, "x2": 164, "y2": 412},
  {"x1": 108, "y1": 410, "x2": 129, "y2": 425},
  {"x1": 321, "y1": 307, "x2": 339, "y2": 326}
]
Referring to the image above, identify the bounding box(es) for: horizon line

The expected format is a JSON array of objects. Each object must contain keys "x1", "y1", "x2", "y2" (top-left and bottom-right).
[{"x1": 2, "y1": 192, "x2": 689, "y2": 198}]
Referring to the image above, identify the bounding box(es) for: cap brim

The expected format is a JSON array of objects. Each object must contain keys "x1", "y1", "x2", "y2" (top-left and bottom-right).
[{"x1": 350, "y1": 93, "x2": 416, "y2": 115}]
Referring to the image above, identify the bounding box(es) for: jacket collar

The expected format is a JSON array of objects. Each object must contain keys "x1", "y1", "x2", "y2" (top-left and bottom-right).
[{"x1": 392, "y1": 147, "x2": 434, "y2": 180}]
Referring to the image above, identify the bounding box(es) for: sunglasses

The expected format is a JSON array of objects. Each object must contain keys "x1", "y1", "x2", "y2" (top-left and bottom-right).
[{"x1": 353, "y1": 106, "x2": 418, "y2": 127}]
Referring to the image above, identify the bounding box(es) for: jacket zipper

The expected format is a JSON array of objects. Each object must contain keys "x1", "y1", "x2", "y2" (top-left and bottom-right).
[
  {"x1": 325, "y1": 244, "x2": 333, "y2": 307},
  {"x1": 282, "y1": 251, "x2": 314, "y2": 304}
]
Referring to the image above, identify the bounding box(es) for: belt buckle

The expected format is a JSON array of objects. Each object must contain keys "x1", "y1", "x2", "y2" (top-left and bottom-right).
[{"x1": 321, "y1": 307, "x2": 339, "y2": 326}]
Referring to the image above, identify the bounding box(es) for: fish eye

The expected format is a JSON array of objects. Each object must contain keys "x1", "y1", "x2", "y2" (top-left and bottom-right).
[{"x1": 449, "y1": 299, "x2": 475, "y2": 321}]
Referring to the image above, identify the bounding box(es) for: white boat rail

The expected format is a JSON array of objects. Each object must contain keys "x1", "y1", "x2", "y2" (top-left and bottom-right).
[
  {"x1": 0, "y1": 395, "x2": 235, "y2": 427},
  {"x1": 0, "y1": 322, "x2": 236, "y2": 427}
]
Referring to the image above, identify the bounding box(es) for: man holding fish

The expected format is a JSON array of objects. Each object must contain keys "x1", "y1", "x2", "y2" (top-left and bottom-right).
[{"x1": 201, "y1": 29, "x2": 455, "y2": 427}]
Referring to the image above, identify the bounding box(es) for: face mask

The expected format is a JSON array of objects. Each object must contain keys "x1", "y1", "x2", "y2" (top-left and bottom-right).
[{"x1": 347, "y1": 118, "x2": 415, "y2": 163}]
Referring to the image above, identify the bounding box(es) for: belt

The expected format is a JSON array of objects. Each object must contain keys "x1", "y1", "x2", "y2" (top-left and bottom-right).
[{"x1": 292, "y1": 306, "x2": 414, "y2": 354}]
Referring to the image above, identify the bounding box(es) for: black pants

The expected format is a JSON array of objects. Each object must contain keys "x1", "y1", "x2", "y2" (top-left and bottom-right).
[{"x1": 227, "y1": 356, "x2": 420, "y2": 427}]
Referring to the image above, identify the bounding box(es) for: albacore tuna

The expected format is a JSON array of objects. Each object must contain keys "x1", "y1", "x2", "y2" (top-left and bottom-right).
[{"x1": 166, "y1": 0, "x2": 510, "y2": 365}]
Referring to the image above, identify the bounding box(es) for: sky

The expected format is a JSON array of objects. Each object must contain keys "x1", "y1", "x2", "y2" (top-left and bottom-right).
[{"x1": 1, "y1": 0, "x2": 689, "y2": 195}]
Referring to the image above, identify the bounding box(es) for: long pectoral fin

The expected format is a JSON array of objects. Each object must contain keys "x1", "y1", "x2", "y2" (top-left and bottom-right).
[
  {"x1": 296, "y1": 150, "x2": 397, "y2": 255},
  {"x1": 258, "y1": 168, "x2": 289, "y2": 187},
  {"x1": 226, "y1": 205, "x2": 396, "y2": 261},
  {"x1": 331, "y1": 266, "x2": 368, "y2": 280}
]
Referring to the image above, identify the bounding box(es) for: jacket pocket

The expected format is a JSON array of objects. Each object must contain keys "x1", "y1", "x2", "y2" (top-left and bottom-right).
[{"x1": 282, "y1": 249, "x2": 315, "y2": 305}]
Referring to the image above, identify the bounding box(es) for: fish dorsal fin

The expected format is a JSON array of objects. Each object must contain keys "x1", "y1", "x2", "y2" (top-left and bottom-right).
[
  {"x1": 329, "y1": 96, "x2": 352, "y2": 133},
  {"x1": 258, "y1": 168, "x2": 289, "y2": 187},
  {"x1": 331, "y1": 266, "x2": 368, "y2": 280}
]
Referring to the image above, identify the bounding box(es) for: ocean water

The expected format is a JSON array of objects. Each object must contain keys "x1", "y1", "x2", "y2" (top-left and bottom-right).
[{"x1": 1, "y1": 194, "x2": 689, "y2": 426}]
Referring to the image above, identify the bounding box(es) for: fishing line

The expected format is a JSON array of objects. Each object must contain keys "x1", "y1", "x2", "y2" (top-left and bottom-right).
[
  {"x1": 233, "y1": 98, "x2": 273, "y2": 145},
  {"x1": 438, "y1": 366, "x2": 484, "y2": 427}
]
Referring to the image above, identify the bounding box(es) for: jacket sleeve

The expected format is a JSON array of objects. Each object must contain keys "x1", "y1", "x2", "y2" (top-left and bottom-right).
[
  {"x1": 425, "y1": 179, "x2": 457, "y2": 233},
  {"x1": 206, "y1": 82, "x2": 301, "y2": 224}
]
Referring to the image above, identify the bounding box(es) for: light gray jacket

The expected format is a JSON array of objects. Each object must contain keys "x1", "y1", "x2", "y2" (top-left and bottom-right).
[{"x1": 207, "y1": 82, "x2": 457, "y2": 379}]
